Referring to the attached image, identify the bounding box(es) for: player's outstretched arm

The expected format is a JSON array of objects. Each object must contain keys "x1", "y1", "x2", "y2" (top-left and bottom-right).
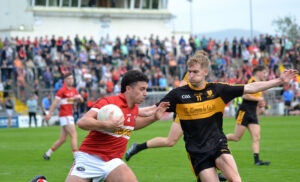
[
  {"x1": 138, "y1": 102, "x2": 170, "y2": 117},
  {"x1": 138, "y1": 105, "x2": 157, "y2": 117},
  {"x1": 134, "y1": 102, "x2": 169, "y2": 130},
  {"x1": 242, "y1": 94, "x2": 264, "y2": 102},
  {"x1": 77, "y1": 110, "x2": 123, "y2": 131},
  {"x1": 244, "y1": 69, "x2": 298, "y2": 94}
]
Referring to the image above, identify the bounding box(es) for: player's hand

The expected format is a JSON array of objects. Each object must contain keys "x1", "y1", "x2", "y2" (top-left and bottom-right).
[
  {"x1": 45, "y1": 114, "x2": 51, "y2": 121},
  {"x1": 154, "y1": 102, "x2": 170, "y2": 120},
  {"x1": 104, "y1": 111, "x2": 124, "y2": 130},
  {"x1": 280, "y1": 69, "x2": 298, "y2": 84}
]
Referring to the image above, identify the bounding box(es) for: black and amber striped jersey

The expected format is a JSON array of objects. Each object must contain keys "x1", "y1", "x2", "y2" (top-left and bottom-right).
[
  {"x1": 239, "y1": 76, "x2": 262, "y2": 112},
  {"x1": 160, "y1": 82, "x2": 244, "y2": 153}
]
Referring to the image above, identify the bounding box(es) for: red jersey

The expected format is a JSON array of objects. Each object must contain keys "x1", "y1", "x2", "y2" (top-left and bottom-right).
[
  {"x1": 55, "y1": 84, "x2": 79, "y2": 117},
  {"x1": 79, "y1": 94, "x2": 139, "y2": 161}
]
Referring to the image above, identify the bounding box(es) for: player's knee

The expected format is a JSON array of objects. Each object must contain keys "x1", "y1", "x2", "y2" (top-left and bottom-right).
[
  {"x1": 69, "y1": 132, "x2": 77, "y2": 139},
  {"x1": 227, "y1": 175, "x2": 241, "y2": 182},
  {"x1": 167, "y1": 140, "x2": 176, "y2": 147},
  {"x1": 232, "y1": 135, "x2": 242, "y2": 142},
  {"x1": 165, "y1": 139, "x2": 177, "y2": 147},
  {"x1": 253, "y1": 135, "x2": 260, "y2": 142}
]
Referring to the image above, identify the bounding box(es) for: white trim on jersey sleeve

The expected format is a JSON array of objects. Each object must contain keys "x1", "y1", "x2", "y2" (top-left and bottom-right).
[
  {"x1": 55, "y1": 96, "x2": 62, "y2": 100},
  {"x1": 97, "y1": 125, "x2": 134, "y2": 140},
  {"x1": 97, "y1": 130, "x2": 130, "y2": 139},
  {"x1": 91, "y1": 108, "x2": 100, "y2": 112},
  {"x1": 122, "y1": 125, "x2": 134, "y2": 130},
  {"x1": 60, "y1": 98, "x2": 75, "y2": 105}
]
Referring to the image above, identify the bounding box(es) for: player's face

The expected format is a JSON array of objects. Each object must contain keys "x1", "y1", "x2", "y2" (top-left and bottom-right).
[
  {"x1": 64, "y1": 75, "x2": 74, "y2": 87},
  {"x1": 129, "y1": 81, "x2": 148, "y2": 104},
  {"x1": 188, "y1": 63, "x2": 208, "y2": 87},
  {"x1": 257, "y1": 69, "x2": 267, "y2": 81}
]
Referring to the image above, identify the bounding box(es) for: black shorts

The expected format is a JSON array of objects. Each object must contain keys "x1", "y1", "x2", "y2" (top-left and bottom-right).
[
  {"x1": 285, "y1": 101, "x2": 291, "y2": 107},
  {"x1": 236, "y1": 109, "x2": 258, "y2": 126},
  {"x1": 43, "y1": 110, "x2": 49, "y2": 116},
  {"x1": 188, "y1": 139, "x2": 231, "y2": 176}
]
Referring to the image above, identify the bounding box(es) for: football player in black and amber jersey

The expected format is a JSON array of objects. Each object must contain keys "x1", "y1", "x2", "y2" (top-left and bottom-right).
[
  {"x1": 156, "y1": 51, "x2": 297, "y2": 182},
  {"x1": 226, "y1": 65, "x2": 271, "y2": 166},
  {"x1": 126, "y1": 58, "x2": 227, "y2": 181}
]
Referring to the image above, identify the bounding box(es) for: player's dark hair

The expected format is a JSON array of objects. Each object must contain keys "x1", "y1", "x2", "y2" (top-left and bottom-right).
[
  {"x1": 63, "y1": 72, "x2": 73, "y2": 79},
  {"x1": 121, "y1": 70, "x2": 149, "y2": 93},
  {"x1": 253, "y1": 65, "x2": 267, "y2": 75}
]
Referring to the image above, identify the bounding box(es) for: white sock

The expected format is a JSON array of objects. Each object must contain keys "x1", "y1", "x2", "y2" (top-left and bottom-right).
[
  {"x1": 46, "y1": 148, "x2": 54, "y2": 156},
  {"x1": 73, "y1": 151, "x2": 78, "y2": 159}
]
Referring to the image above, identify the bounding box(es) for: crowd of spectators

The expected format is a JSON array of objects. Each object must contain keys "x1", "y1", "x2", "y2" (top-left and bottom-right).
[{"x1": 0, "y1": 33, "x2": 299, "y2": 115}]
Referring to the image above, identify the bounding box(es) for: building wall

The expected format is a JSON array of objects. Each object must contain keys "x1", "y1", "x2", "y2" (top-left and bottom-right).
[
  {"x1": 0, "y1": 0, "x2": 174, "y2": 41},
  {"x1": 0, "y1": 0, "x2": 34, "y2": 31},
  {"x1": 168, "y1": 0, "x2": 190, "y2": 34},
  {"x1": 8, "y1": 15, "x2": 172, "y2": 41}
]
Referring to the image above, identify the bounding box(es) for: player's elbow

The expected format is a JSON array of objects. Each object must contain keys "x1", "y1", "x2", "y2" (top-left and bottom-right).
[
  {"x1": 76, "y1": 118, "x2": 86, "y2": 130},
  {"x1": 232, "y1": 135, "x2": 242, "y2": 142}
]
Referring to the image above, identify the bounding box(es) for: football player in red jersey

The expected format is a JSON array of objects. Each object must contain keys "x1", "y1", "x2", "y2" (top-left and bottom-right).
[
  {"x1": 43, "y1": 72, "x2": 83, "y2": 160},
  {"x1": 66, "y1": 70, "x2": 169, "y2": 182}
]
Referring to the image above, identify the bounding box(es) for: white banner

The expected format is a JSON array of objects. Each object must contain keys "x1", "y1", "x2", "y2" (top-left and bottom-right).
[
  {"x1": 18, "y1": 115, "x2": 59, "y2": 128},
  {"x1": 18, "y1": 115, "x2": 43, "y2": 128}
]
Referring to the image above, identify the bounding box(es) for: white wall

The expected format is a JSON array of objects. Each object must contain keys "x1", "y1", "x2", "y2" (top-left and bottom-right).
[
  {"x1": 10, "y1": 16, "x2": 173, "y2": 42},
  {"x1": 168, "y1": 0, "x2": 190, "y2": 34},
  {"x1": 0, "y1": 0, "x2": 34, "y2": 30}
]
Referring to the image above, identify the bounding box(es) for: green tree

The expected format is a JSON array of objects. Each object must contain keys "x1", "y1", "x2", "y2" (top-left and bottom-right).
[{"x1": 272, "y1": 16, "x2": 300, "y2": 43}]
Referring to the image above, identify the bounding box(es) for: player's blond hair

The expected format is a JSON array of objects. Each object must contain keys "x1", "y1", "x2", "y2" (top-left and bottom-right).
[{"x1": 187, "y1": 50, "x2": 210, "y2": 69}]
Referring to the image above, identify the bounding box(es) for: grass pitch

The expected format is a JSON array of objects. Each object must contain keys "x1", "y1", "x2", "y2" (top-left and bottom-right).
[{"x1": 0, "y1": 116, "x2": 300, "y2": 182}]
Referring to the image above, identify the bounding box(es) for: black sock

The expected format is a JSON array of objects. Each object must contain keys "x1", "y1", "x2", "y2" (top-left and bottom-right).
[
  {"x1": 254, "y1": 153, "x2": 259, "y2": 163},
  {"x1": 136, "y1": 142, "x2": 148, "y2": 152}
]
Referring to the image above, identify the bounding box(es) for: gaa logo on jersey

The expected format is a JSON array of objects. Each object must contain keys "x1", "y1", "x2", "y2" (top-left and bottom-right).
[
  {"x1": 76, "y1": 166, "x2": 85, "y2": 172},
  {"x1": 182, "y1": 95, "x2": 191, "y2": 99}
]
